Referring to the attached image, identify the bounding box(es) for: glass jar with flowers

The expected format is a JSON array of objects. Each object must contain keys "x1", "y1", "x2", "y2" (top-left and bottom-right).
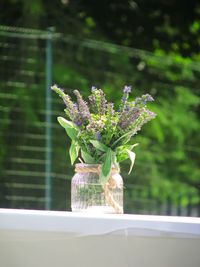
[{"x1": 52, "y1": 85, "x2": 156, "y2": 214}]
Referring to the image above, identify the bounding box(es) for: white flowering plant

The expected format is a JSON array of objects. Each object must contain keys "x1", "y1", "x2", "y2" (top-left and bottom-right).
[{"x1": 52, "y1": 85, "x2": 156, "y2": 184}]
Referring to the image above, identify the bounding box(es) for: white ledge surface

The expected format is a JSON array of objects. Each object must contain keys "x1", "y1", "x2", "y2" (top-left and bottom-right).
[{"x1": 0, "y1": 208, "x2": 200, "y2": 267}]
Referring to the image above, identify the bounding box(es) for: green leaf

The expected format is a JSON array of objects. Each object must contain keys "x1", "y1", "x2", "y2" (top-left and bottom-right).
[
  {"x1": 57, "y1": 117, "x2": 78, "y2": 140},
  {"x1": 90, "y1": 140, "x2": 108, "y2": 152},
  {"x1": 130, "y1": 143, "x2": 139, "y2": 149},
  {"x1": 126, "y1": 149, "x2": 136, "y2": 175},
  {"x1": 112, "y1": 152, "x2": 120, "y2": 171},
  {"x1": 118, "y1": 143, "x2": 138, "y2": 150},
  {"x1": 116, "y1": 148, "x2": 129, "y2": 162},
  {"x1": 69, "y1": 141, "x2": 80, "y2": 165},
  {"x1": 116, "y1": 144, "x2": 138, "y2": 162},
  {"x1": 100, "y1": 148, "x2": 112, "y2": 184},
  {"x1": 81, "y1": 150, "x2": 95, "y2": 164},
  {"x1": 57, "y1": 116, "x2": 75, "y2": 128},
  {"x1": 111, "y1": 130, "x2": 133, "y2": 148}
]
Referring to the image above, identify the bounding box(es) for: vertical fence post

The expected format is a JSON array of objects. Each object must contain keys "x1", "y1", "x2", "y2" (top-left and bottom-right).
[{"x1": 45, "y1": 27, "x2": 54, "y2": 210}]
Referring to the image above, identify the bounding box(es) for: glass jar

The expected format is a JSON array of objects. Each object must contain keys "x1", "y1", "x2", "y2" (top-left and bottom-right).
[{"x1": 71, "y1": 163, "x2": 123, "y2": 214}]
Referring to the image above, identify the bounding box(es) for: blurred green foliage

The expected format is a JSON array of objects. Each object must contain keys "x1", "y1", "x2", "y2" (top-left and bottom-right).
[{"x1": 0, "y1": 0, "x2": 199, "y2": 211}]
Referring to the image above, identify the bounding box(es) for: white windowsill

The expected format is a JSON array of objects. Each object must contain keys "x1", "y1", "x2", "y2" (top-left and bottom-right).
[{"x1": 0, "y1": 208, "x2": 200, "y2": 267}]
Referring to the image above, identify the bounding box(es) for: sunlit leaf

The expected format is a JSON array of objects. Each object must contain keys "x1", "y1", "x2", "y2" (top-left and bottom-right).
[
  {"x1": 126, "y1": 149, "x2": 136, "y2": 175},
  {"x1": 57, "y1": 116, "x2": 78, "y2": 140},
  {"x1": 116, "y1": 144, "x2": 138, "y2": 162},
  {"x1": 69, "y1": 141, "x2": 80, "y2": 165}
]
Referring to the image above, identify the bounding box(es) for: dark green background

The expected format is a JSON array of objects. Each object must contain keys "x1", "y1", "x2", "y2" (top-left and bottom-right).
[{"x1": 0, "y1": 0, "x2": 199, "y2": 215}]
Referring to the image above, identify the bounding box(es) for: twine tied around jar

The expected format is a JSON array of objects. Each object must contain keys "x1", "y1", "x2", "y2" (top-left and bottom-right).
[{"x1": 75, "y1": 164, "x2": 123, "y2": 214}]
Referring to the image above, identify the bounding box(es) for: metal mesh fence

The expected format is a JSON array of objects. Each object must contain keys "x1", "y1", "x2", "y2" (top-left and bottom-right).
[
  {"x1": 0, "y1": 25, "x2": 199, "y2": 216},
  {"x1": 0, "y1": 27, "x2": 46, "y2": 209}
]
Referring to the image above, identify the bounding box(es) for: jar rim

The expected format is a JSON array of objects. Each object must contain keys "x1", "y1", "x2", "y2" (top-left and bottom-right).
[
  {"x1": 75, "y1": 163, "x2": 99, "y2": 168},
  {"x1": 75, "y1": 163, "x2": 120, "y2": 173}
]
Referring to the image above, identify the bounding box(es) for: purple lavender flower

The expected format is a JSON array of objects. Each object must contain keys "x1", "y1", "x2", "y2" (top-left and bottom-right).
[
  {"x1": 86, "y1": 120, "x2": 105, "y2": 133},
  {"x1": 134, "y1": 94, "x2": 154, "y2": 106},
  {"x1": 146, "y1": 110, "x2": 156, "y2": 118},
  {"x1": 123, "y1": 85, "x2": 132, "y2": 94},
  {"x1": 63, "y1": 100, "x2": 83, "y2": 127},
  {"x1": 88, "y1": 88, "x2": 107, "y2": 115},
  {"x1": 74, "y1": 120, "x2": 83, "y2": 127},
  {"x1": 144, "y1": 94, "x2": 154, "y2": 102},
  {"x1": 99, "y1": 89, "x2": 107, "y2": 114},
  {"x1": 118, "y1": 107, "x2": 141, "y2": 129},
  {"x1": 119, "y1": 85, "x2": 132, "y2": 113},
  {"x1": 51, "y1": 85, "x2": 83, "y2": 124},
  {"x1": 88, "y1": 94, "x2": 98, "y2": 113},
  {"x1": 74, "y1": 90, "x2": 91, "y2": 122},
  {"x1": 129, "y1": 108, "x2": 156, "y2": 136},
  {"x1": 96, "y1": 132, "x2": 102, "y2": 141}
]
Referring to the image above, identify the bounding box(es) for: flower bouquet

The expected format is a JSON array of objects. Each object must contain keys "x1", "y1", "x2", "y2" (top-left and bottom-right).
[{"x1": 52, "y1": 85, "x2": 156, "y2": 214}]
